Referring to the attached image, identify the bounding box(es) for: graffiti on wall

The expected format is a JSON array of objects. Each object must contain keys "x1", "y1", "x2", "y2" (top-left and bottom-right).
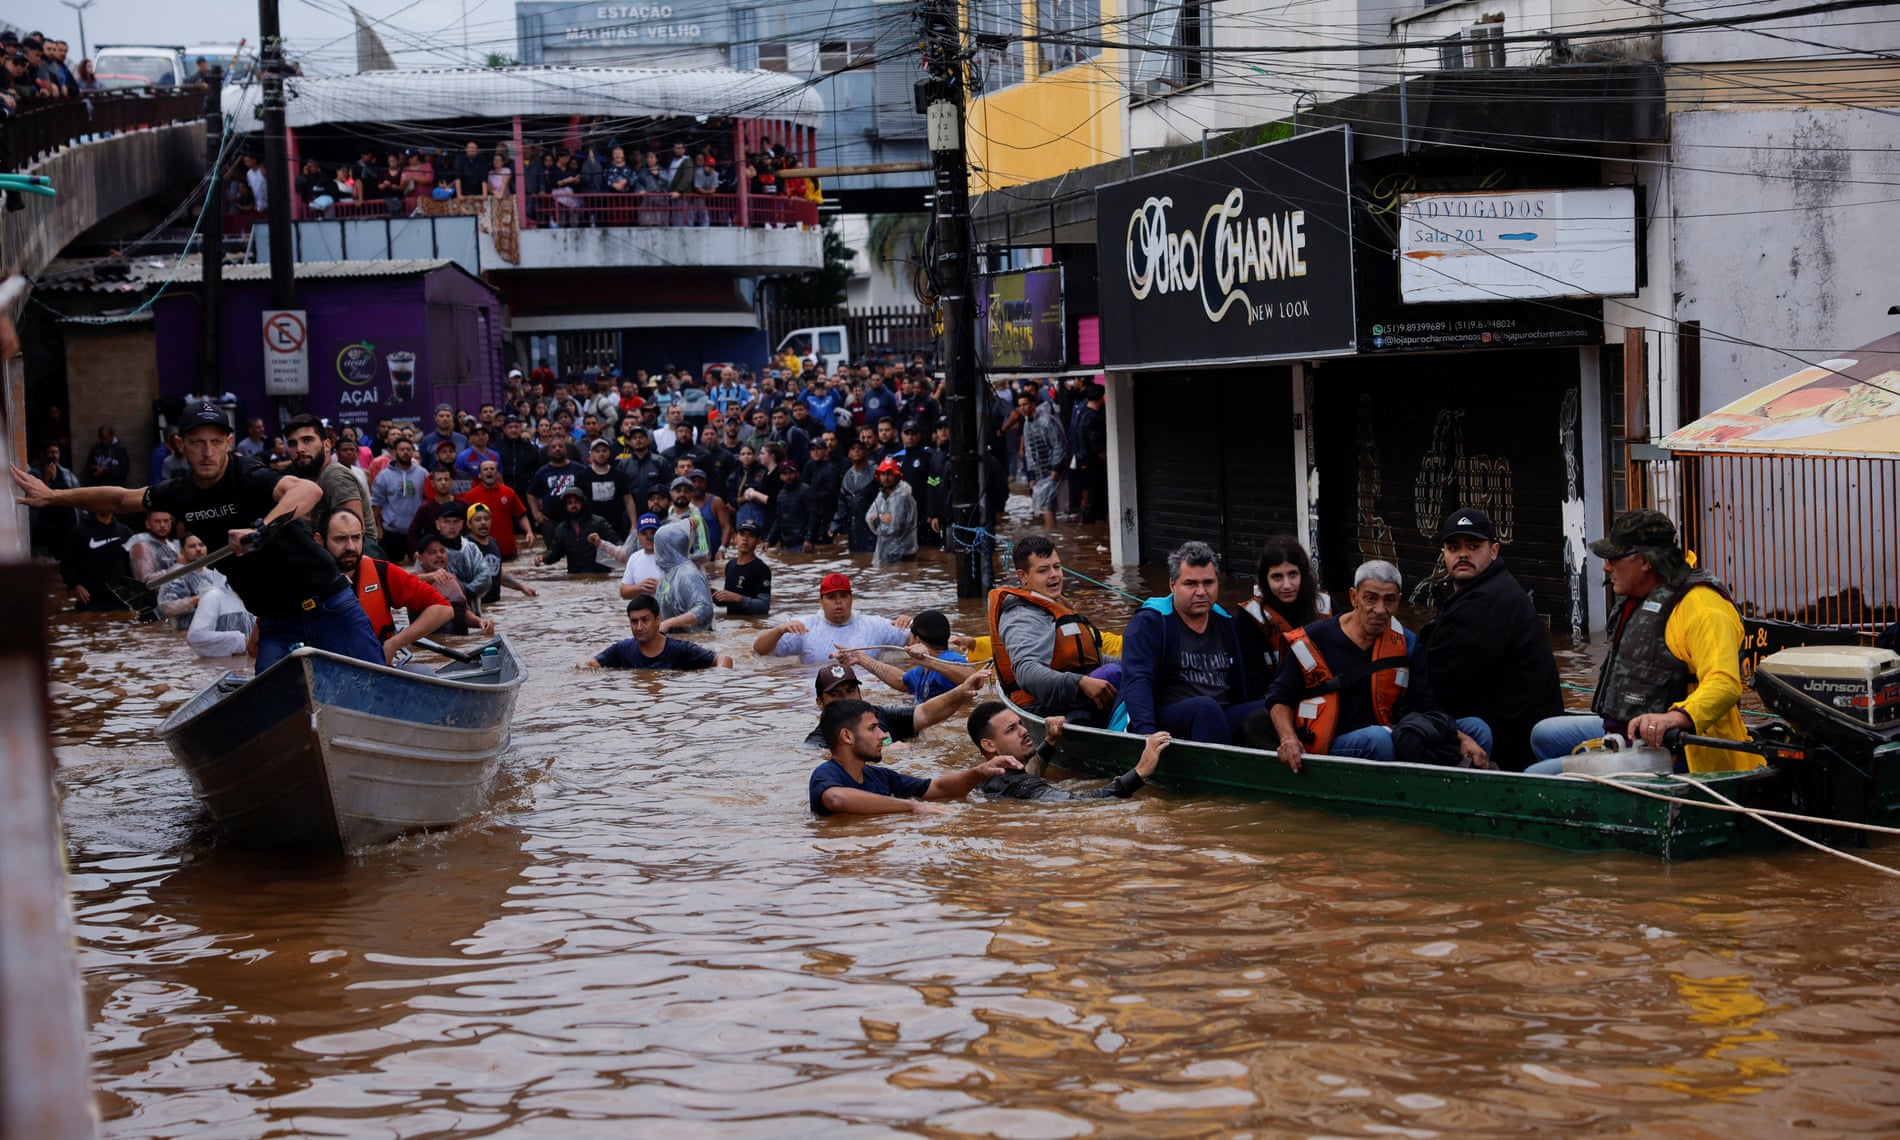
[
  {"x1": 1408, "y1": 409, "x2": 1514, "y2": 605},
  {"x1": 1354, "y1": 394, "x2": 1398, "y2": 566}
]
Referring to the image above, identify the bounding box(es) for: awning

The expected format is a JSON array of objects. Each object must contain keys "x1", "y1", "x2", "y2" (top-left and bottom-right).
[
  {"x1": 227, "y1": 66, "x2": 824, "y2": 131},
  {"x1": 1660, "y1": 334, "x2": 1900, "y2": 457}
]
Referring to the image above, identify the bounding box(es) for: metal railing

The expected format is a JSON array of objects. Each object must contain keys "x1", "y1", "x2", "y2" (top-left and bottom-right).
[
  {"x1": 520, "y1": 191, "x2": 818, "y2": 229},
  {"x1": 1637, "y1": 449, "x2": 1899, "y2": 630},
  {"x1": 3, "y1": 88, "x2": 206, "y2": 166}
]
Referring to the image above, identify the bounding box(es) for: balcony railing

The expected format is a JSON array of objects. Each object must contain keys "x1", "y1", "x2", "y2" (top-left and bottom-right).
[
  {"x1": 3, "y1": 89, "x2": 207, "y2": 166},
  {"x1": 287, "y1": 190, "x2": 819, "y2": 230}
]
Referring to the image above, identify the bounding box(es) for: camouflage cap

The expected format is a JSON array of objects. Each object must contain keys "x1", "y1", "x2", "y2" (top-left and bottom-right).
[{"x1": 1589, "y1": 509, "x2": 1679, "y2": 560}]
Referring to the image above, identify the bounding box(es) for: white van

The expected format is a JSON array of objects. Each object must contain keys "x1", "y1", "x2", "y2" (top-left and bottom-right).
[
  {"x1": 775, "y1": 325, "x2": 849, "y2": 375},
  {"x1": 92, "y1": 45, "x2": 188, "y2": 89}
]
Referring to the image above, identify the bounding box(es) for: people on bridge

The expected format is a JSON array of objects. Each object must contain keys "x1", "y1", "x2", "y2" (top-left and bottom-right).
[
  {"x1": 1526, "y1": 509, "x2": 1751, "y2": 775},
  {"x1": 1261, "y1": 560, "x2": 1493, "y2": 772}
]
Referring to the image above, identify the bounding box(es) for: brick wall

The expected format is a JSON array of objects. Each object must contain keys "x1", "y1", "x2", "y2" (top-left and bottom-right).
[{"x1": 66, "y1": 323, "x2": 159, "y2": 484}]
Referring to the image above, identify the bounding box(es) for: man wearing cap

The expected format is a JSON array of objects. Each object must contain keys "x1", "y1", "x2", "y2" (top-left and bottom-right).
[
  {"x1": 616, "y1": 513, "x2": 665, "y2": 599},
  {"x1": 527, "y1": 437, "x2": 581, "y2": 531},
  {"x1": 582, "y1": 594, "x2": 733, "y2": 672},
  {"x1": 575, "y1": 438, "x2": 636, "y2": 539},
  {"x1": 1526, "y1": 510, "x2": 1750, "y2": 775},
  {"x1": 417, "y1": 404, "x2": 468, "y2": 459},
  {"x1": 765, "y1": 460, "x2": 815, "y2": 553},
  {"x1": 663, "y1": 475, "x2": 713, "y2": 565},
  {"x1": 464, "y1": 504, "x2": 538, "y2": 605},
  {"x1": 803, "y1": 663, "x2": 989, "y2": 750},
  {"x1": 865, "y1": 456, "x2": 919, "y2": 564},
  {"x1": 756, "y1": 572, "x2": 910, "y2": 664},
  {"x1": 1420, "y1": 508, "x2": 1563, "y2": 771},
  {"x1": 540, "y1": 484, "x2": 620, "y2": 574},
  {"x1": 614, "y1": 424, "x2": 669, "y2": 507},
  {"x1": 15, "y1": 401, "x2": 383, "y2": 673},
  {"x1": 713, "y1": 519, "x2": 772, "y2": 615}
]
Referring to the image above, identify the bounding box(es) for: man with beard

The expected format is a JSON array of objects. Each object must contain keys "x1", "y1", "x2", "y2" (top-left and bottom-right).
[
  {"x1": 494, "y1": 417, "x2": 543, "y2": 501},
  {"x1": 807, "y1": 696, "x2": 1017, "y2": 816},
  {"x1": 527, "y1": 436, "x2": 581, "y2": 533},
  {"x1": 465, "y1": 504, "x2": 539, "y2": 607},
  {"x1": 322, "y1": 509, "x2": 454, "y2": 664},
  {"x1": 126, "y1": 508, "x2": 180, "y2": 584},
  {"x1": 286, "y1": 414, "x2": 379, "y2": 547},
  {"x1": 614, "y1": 424, "x2": 668, "y2": 506},
  {"x1": 966, "y1": 704, "x2": 1168, "y2": 803},
  {"x1": 665, "y1": 476, "x2": 712, "y2": 566},
  {"x1": 1420, "y1": 508, "x2": 1562, "y2": 771},
  {"x1": 575, "y1": 438, "x2": 636, "y2": 539},
  {"x1": 370, "y1": 438, "x2": 427, "y2": 563},
  {"x1": 459, "y1": 460, "x2": 533, "y2": 560},
  {"x1": 428, "y1": 503, "x2": 492, "y2": 606},
  {"x1": 540, "y1": 485, "x2": 619, "y2": 574},
  {"x1": 409, "y1": 466, "x2": 461, "y2": 551}
]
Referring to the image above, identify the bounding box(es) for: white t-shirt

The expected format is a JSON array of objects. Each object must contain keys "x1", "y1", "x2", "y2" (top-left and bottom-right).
[
  {"x1": 771, "y1": 610, "x2": 906, "y2": 665},
  {"x1": 620, "y1": 546, "x2": 662, "y2": 593}
]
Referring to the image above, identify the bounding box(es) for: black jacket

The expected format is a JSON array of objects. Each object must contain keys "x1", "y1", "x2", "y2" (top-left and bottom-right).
[
  {"x1": 540, "y1": 511, "x2": 619, "y2": 574},
  {"x1": 768, "y1": 478, "x2": 814, "y2": 549},
  {"x1": 61, "y1": 515, "x2": 133, "y2": 611},
  {"x1": 1422, "y1": 560, "x2": 1565, "y2": 771}
]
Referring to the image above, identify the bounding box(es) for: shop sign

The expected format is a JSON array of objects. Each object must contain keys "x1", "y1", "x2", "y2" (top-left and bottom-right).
[
  {"x1": 977, "y1": 265, "x2": 1066, "y2": 371},
  {"x1": 1398, "y1": 186, "x2": 1638, "y2": 303},
  {"x1": 1095, "y1": 127, "x2": 1357, "y2": 370}
]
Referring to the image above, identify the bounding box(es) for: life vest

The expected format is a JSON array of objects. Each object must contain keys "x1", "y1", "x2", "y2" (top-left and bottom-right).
[
  {"x1": 1284, "y1": 621, "x2": 1411, "y2": 754},
  {"x1": 987, "y1": 586, "x2": 1104, "y2": 709},
  {"x1": 1242, "y1": 598, "x2": 1299, "y2": 664},
  {"x1": 1592, "y1": 569, "x2": 1732, "y2": 727},
  {"x1": 353, "y1": 557, "x2": 396, "y2": 640}
]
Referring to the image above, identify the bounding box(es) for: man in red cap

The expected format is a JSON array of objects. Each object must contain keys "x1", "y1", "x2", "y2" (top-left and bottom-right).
[
  {"x1": 753, "y1": 570, "x2": 910, "y2": 663},
  {"x1": 866, "y1": 456, "x2": 917, "y2": 564}
]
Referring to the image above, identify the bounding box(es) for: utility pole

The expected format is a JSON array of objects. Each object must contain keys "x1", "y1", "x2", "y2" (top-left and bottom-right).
[
  {"x1": 59, "y1": 0, "x2": 93, "y2": 64},
  {"x1": 197, "y1": 68, "x2": 224, "y2": 396},
  {"x1": 920, "y1": 0, "x2": 989, "y2": 599},
  {"x1": 258, "y1": 0, "x2": 296, "y2": 314}
]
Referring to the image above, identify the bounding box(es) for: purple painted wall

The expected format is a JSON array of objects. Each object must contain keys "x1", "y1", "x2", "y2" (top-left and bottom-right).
[{"x1": 155, "y1": 266, "x2": 504, "y2": 432}]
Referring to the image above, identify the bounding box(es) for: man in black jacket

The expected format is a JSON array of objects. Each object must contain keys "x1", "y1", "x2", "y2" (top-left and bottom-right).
[
  {"x1": 1420, "y1": 508, "x2": 1564, "y2": 771},
  {"x1": 966, "y1": 702, "x2": 1168, "y2": 801},
  {"x1": 61, "y1": 508, "x2": 133, "y2": 612}
]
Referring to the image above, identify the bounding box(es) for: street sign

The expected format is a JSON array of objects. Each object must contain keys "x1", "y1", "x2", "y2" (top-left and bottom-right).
[{"x1": 262, "y1": 309, "x2": 309, "y2": 396}]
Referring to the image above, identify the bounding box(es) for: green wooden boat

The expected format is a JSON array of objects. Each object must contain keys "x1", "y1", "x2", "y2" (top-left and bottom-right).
[{"x1": 1022, "y1": 710, "x2": 1804, "y2": 860}]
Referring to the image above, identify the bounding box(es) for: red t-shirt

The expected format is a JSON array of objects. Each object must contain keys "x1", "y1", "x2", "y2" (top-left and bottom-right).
[
  {"x1": 354, "y1": 558, "x2": 450, "y2": 640},
  {"x1": 460, "y1": 483, "x2": 529, "y2": 556}
]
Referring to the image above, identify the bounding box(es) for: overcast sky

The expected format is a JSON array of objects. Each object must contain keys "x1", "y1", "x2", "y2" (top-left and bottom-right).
[{"x1": 20, "y1": 0, "x2": 511, "y2": 73}]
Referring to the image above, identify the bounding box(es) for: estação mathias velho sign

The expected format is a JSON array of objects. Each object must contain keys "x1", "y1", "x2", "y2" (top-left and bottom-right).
[{"x1": 1095, "y1": 127, "x2": 1357, "y2": 369}]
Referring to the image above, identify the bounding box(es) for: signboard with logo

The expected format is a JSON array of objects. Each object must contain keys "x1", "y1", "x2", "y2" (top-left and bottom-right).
[
  {"x1": 261, "y1": 309, "x2": 309, "y2": 396},
  {"x1": 1397, "y1": 186, "x2": 1639, "y2": 303},
  {"x1": 1094, "y1": 128, "x2": 1357, "y2": 370},
  {"x1": 977, "y1": 265, "x2": 1066, "y2": 371}
]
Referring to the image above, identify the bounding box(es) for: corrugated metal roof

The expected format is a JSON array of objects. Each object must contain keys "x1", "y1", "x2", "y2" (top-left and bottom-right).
[
  {"x1": 168, "y1": 259, "x2": 465, "y2": 283},
  {"x1": 225, "y1": 66, "x2": 824, "y2": 131}
]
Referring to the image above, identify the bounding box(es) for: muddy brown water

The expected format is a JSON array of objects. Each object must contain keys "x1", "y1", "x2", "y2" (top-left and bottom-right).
[{"x1": 47, "y1": 519, "x2": 1900, "y2": 1137}]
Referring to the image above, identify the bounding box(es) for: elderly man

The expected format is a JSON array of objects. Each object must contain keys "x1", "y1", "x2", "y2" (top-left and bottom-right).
[
  {"x1": 1119, "y1": 542, "x2": 1267, "y2": 745},
  {"x1": 1420, "y1": 508, "x2": 1563, "y2": 771},
  {"x1": 989, "y1": 535, "x2": 1123, "y2": 723},
  {"x1": 1264, "y1": 560, "x2": 1493, "y2": 771},
  {"x1": 756, "y1": 572, "x2": 909, "y2": 664},
  {"x1": 1526, "y1": 510, "x2": 1751, "y2": 774}
]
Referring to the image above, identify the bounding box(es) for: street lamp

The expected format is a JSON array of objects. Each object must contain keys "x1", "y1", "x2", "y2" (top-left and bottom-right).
[{"x1": 60, "y1": 0, "x2": 95, "y2": 64}]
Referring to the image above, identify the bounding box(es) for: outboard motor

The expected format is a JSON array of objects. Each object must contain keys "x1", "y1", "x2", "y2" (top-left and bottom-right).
[{"x1": 1753, "y1": 645, "x2": 1900, "y2": 838}]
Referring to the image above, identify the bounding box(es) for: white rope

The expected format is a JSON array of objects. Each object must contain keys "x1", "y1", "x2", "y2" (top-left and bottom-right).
[{"x1": 1575, "y1": 771, "x2": 1900, "y2": 878}]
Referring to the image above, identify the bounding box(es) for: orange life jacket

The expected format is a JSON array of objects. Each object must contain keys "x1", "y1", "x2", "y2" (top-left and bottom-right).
[
  {"x1": 1284, "y1": 622, "x2": 1411, "y2": 754},
  {"x1": 353, "y1": 557, "x2": 396, "y2": 640},
  {"x1": 1244, "y1": 598, "x2": 1299, "y2": 662},
  {"x1": 987, "y1": 586, "x2": 1104, "y2": 709}
]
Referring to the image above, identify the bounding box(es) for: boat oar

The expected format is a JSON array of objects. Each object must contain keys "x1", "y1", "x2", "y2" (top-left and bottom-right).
[
  {"x1": 414, "y1": 638, "x2": 479, "y2": 663},
  {"x1": 108, "y1": 519, "x2": 287, "y2": 614},
  {"x1": 1663, "y1": 728, "x2": 1811, "y2": 764}
]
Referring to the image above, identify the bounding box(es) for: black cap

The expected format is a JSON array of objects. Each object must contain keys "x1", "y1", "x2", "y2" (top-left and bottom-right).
[
  {"x1": 900, "y1": 419, "x2": 922, "y2": 433},
  {"x1": 736, "y1": 518, "x2": 761, "y2": 534},
  {"x1": 1435, "y1": 508, "x2": 1497, "y2": 545},
  {"x1": 178, "y1": 401, "x2": 233, "y2": 433}
]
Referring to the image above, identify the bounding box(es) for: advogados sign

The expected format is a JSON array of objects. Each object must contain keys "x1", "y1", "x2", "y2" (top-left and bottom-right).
[{"x1": 1095, "y1": 127, "x2": 1357, "y2": 370}]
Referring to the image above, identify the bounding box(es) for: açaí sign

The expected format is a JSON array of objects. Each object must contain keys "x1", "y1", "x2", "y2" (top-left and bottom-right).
[{"x1": 1095, "y1": 127, "x2": 1357, "y2": 370}]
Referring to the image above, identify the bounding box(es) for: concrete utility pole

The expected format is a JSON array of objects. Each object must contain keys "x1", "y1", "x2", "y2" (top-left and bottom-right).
[
  {"x1": 258, "y1": 0, "x2": 297, "y2": 313},
  {"x1": 198, "y1": 68, "x2": 224, "y2": 396},
  {"x1": 920, "y1": 0, "x2": 990, "y2": 598},
  {"x1": 59, "y1": 0, "x2": 94, "y2": 64}
]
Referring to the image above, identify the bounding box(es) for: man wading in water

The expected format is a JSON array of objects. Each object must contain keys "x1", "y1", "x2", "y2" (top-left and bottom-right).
[{"x1": 14, "y1": 400, "x2": 382, "y2": 673}]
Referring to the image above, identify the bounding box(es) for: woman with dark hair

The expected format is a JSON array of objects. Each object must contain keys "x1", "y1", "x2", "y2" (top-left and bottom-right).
[{"x1": 1243, "y1": 534, "x2": 1332, "y2": 666}]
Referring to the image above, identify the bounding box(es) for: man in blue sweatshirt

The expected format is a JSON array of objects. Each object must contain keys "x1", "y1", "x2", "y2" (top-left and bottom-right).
[{"x1": 1119, "y1": 541, "x2": 1268, "y2": 744}]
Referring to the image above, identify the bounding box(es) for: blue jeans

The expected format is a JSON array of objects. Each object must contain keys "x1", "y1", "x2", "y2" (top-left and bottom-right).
[
  {"x1": 255, "y1": 586, "x2": 384, "y2": 674},
  {"x1": 1332, "y1": 717, "x2": 1494, "y2": 763},
  {"x1": 1156, "y1": 696, "x2": 1266, "y2": 746},
  {"x1": 1524, "y1": 714, "x2": 1608, "y2": 773}
]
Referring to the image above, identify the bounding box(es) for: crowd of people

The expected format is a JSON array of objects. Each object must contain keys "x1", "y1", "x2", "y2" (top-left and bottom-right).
[
  {"x1": 0, "y1": 29, "x2": 87, "y2": 115},
  {"x1": 16, "y1": 330, "x2": 1775, "y2": 821},
  {"x1": 245, "y1": 133, "x2": 822, "y2": 226}
]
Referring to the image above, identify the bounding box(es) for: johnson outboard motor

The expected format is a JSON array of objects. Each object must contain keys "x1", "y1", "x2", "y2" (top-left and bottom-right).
[{"x1": 1754, "y1": 646, "x2": 1900, "y2": 754}]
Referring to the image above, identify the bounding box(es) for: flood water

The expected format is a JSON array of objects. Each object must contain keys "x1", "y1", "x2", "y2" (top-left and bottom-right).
[{"x1": 48, "y1": 514, "x2": 1900, "y2": 1138}]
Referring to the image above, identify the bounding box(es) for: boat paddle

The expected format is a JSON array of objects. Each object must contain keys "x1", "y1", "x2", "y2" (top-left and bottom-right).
[{"x1": 108, "y1": 519, "x2": 290, "y2": 615}]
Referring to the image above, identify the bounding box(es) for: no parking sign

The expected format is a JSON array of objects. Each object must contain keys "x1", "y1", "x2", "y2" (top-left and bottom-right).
[{"x1": 262, "y1": 310, "x2": 309, "y2": 396}]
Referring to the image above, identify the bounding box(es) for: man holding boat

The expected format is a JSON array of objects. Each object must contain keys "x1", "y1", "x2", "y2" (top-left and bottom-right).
[
  {"x1": 989, "y1": 535, "x2": 1124, "y2": 725},
  {"x1": 966, "y1": 703, "x2": 1168, "y2": 802},
  {"x1": 13, "y1": 400, "x2": 382, "y2": 674},
  {"x1": 1525, "y1": 510, "x2": 1751, "y2": 774},
  {"x1": 808, "y1": 697, "x2": 1021, "y2": 816},
  {"x1": 321, "y1": 508, "x2": 455, "y2": 666}
]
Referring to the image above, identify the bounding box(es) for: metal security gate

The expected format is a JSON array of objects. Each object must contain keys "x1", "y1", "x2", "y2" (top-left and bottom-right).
[
  {"x1": 1133, "y1": 369, "x2": 1298, "y2": 576},
  {"x1": 1313, "y1": 349, "x2": 1582, "y2": 625}
]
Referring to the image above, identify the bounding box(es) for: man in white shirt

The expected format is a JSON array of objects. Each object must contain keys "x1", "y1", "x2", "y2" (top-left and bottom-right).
[
  {"x1": 753, "y1": 572, "x2": 910, "y2": 664},
  {"x1": 617, "y1": 513, "x2": 664, "y2": 599}
]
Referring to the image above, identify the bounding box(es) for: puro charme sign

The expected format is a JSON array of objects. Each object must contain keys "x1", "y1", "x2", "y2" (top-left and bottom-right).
[{"x1": 1096, "y1": 128, "x2": 1356, "y2": 369}]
